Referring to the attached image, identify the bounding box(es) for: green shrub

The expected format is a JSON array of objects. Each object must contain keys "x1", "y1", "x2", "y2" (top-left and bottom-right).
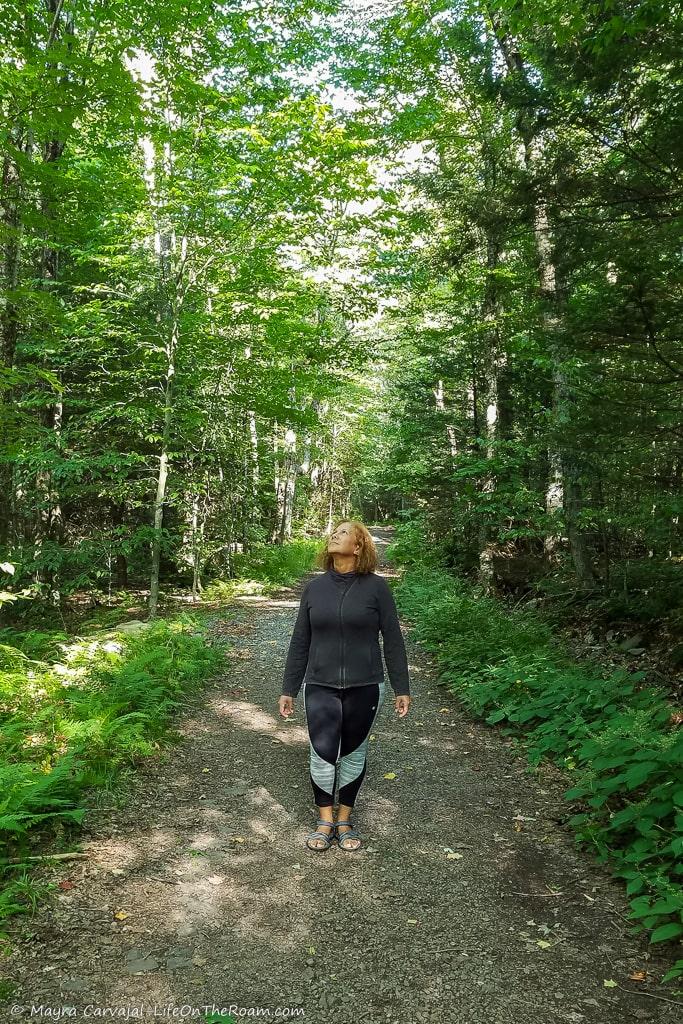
[
  {"x1": 386, "y1": 520, "x2": 448, "y2": 568},
  {"x1": 204, "y1": 538, "x2": 320, "y2": 599}
]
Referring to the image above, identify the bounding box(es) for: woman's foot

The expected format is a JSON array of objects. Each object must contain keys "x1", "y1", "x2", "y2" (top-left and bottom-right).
[
  {"x1": 306, "y1": 817, "x2": 335, "y2": 851},
  {"x1": 336, "y1": 819, "x2": 361, "y2": 851}
]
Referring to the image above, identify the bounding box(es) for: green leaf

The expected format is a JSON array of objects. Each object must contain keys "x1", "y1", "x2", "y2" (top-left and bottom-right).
[
  {"x1": 649, "y1": 922, "x2": 683, "y2": 944},
  {"x1": 624, "y1": 763, "x2": 660, "y2": 790}
]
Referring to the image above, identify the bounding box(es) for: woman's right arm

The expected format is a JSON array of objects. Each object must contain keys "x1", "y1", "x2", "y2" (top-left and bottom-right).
[{"x1": 281, "y1": 580, "x2": 312, "y2": 698}]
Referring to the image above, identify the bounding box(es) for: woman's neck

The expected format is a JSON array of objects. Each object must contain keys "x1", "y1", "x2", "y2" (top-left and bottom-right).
[{"x1": 331, "y1": 556, "x2": 357, "y2": 574}]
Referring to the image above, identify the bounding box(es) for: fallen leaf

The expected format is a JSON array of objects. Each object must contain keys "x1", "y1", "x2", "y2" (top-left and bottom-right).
[
  {"x1": 628, "y1": 971, "x2": 648, "y2": 982},
  {"x1": 113, "y1": 910, "x2": 129, "y2": 921},
  {"x1": 201, "y1": 768, "x2": 211, "y2": 773},
  {"x1": 58, "y1": 880, "x2": 74, "y2": 891},
  {"x1": 537, "y1": 940, "x2": 552, "y2": 948},
  {"x1": 603, "y1": 979, "x2": 617, "y2": 988},
  {"x1": 383, "y1": 772, "x2": 397, "y2": 780}
]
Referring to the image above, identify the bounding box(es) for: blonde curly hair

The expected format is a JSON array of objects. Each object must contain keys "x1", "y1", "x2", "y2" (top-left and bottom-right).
[{"x1": 315, "y1": 519, "x2": 378, "y2": 574}]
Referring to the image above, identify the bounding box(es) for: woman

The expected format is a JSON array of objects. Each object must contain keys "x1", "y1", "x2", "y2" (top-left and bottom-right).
[{"x1": 278, "y1": 520, "x2": 411, "y2": 852}]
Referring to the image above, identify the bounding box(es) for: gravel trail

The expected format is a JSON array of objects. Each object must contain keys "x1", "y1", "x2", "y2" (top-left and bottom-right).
[{"x1": 1, "y1": 526, "x2": 681, "y2": 1024}]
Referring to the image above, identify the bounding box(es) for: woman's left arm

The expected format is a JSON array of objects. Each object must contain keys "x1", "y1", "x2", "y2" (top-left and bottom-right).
[{"x1": 377, "y1": 577, "x2": 411, "y2": 698}]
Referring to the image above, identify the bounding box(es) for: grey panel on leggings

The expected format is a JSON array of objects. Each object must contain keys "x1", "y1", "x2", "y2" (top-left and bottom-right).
[{"x1": 309, "y1": 743, "x2": 337, "y2": 795}]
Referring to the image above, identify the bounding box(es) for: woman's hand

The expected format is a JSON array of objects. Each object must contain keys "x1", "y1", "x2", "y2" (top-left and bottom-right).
[
  {"x1": 395, "y1": 695, "x2": 410, "y2": 718},
  {"x1": 279, "y1": 694, "x2": 294, "y2": 718}
]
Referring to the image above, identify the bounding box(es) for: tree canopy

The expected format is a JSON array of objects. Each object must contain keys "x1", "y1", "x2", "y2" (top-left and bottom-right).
[{"x1": 1, "y1": 0, "x2": 681, "y2": 637}]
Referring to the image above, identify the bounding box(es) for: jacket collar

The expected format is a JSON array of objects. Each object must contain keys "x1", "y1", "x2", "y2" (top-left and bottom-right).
[{"x1": 328, "y1": 565, "x2": 358, "y2": 583}]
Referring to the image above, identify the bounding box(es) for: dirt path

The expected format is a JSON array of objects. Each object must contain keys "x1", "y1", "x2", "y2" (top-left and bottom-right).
[{"x1": 1, "y1": 526, "x2": 681, "y2": 1023}]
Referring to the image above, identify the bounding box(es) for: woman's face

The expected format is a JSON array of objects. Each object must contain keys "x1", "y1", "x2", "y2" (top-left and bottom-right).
[{"x1": 328, "y1": 522, "x2": 360, "y2": 558}]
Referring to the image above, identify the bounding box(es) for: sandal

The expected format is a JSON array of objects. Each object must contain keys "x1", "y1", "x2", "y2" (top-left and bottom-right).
[
  {"x1": 336, "y1": 819, "x2": 362, "y2": 852},
  {"x1": 305, "y1": 818, "x2": 336, "y2": 852}
]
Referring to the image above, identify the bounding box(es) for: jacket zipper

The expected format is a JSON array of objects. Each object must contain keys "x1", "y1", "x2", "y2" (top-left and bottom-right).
[{"x1": 338, "y1": 579, "x2": 357, "y2": 688}]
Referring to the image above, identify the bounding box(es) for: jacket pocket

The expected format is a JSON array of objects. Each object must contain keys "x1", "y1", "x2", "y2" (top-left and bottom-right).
[
  {"x1": 371, "y1": 644, "x2": 383, "y2": 678},
  {"x1": 307, "y1": 645, "x2": 319, "y2": 677},
  {"x1": 354, "y1": 646, "x2": 375, "y2": 683}
]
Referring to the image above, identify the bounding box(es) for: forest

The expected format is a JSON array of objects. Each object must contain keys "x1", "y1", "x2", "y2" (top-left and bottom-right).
[
  {"x1": 1, "y1": 0, "x2": 682, "y2": 1002},
  {"x1": 1, "y1": 0, "x2": 681, "y2": 619}
]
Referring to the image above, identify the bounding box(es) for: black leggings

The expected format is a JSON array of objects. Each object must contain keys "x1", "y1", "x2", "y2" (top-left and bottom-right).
[{"x1": 302, "y1": 680, "x2": 386, "y2": 808}]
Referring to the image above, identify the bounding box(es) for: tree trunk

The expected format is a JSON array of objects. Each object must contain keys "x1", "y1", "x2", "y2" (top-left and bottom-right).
[
  {"x1": 189, "y1": 488, "x2": 205, "y2": 602},
  {"x1": 0, "y1": 140, "x2": 25, "y2": 549},
  {"x1": 488, "y1": 12, "x2": 596, "y2": 586},
  {"x1": 433, "y1": 378, "x2": 459, "y2": 458},
  {"x1": 476, "y1": 201, "x2": 515, "y2": 591},
  {"x1": 132, "y1": 51, "x2": 185, "y2": 617},
  {"x1": 149, "y1": 312, "x2": 177, "y2": 619},
  {"x1": 277, "y1": 427, "x2": 298, "y2": 542},
  {"x1": 529, "y1": 178, "x2": 595, "y2": 585}
]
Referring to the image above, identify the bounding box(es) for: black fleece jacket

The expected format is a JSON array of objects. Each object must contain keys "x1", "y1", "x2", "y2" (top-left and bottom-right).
[{"x1": 281, "y1": 567, "x2": 411, "y2": 698}]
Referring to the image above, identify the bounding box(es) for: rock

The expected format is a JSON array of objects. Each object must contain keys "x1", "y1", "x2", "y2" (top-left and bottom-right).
[
  {"x1": 166, "y1": 955, "x2": 194, "y2": 970},
  {"x1": 125, "y1": 957, "x2": 159, "y2": 974},
  {"x1": 114, "y1": 620, "x2": 153, "y2": 635},
  {"x1": 61, "y1": 978, "x2": 89, "y2": 992},
  {"x1": 617, "y1": 634, "x2": 643, "y2": 651},
  {"x1": 225, "y1": 780, "x2": 250, "y2": 796}
]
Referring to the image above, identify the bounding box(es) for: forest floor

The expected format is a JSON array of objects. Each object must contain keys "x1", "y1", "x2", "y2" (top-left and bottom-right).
[{"x1": 1, "y1": 526, "x2": 681, "y2": 1024}]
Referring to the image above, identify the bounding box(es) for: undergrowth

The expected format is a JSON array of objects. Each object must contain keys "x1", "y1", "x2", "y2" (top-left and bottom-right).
[
  {"x1": 0, "y1": 536, "x2": 317, "y2": 939},
  {"x1": 202, "y1": 538, "x2": 320, "y2": 600},
  {"x1": 0, "y1": 615, "x2": 224, "y2": 933}
]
